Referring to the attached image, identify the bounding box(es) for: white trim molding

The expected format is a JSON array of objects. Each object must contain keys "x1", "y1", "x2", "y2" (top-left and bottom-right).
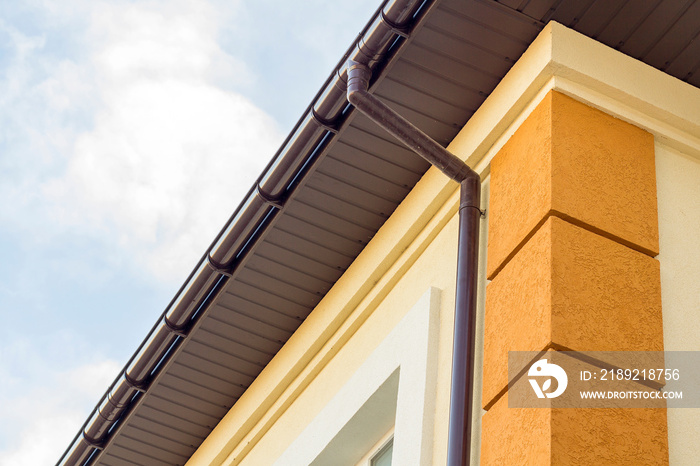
[{"x1": 274, "y1": 287, "x2": 441, "y2": 466}]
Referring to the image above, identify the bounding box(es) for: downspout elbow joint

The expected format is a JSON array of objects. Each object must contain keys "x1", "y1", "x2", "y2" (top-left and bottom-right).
[{"x1": 346, "y1": 60, "x2": 372, "y2": 102}]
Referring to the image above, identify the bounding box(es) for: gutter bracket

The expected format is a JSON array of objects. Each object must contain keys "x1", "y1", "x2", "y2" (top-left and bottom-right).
[
  {"x1": 255, "y1": 184, "x2": 286, "y2": 210},
  {"x1": 311, "y1": 109, "x2": 339, "y2": 134},
  {"x1": 123, "y1": 373, "x2": 149, "y2": 393},
  {"x1": 206, "y1": 254, "x2": 234, "y2": 277},
  {"x1": 380, "y1": 10, "x2": 411, "y2": 38},
  {"x1": 163, "y1": 316, "x2": 191, "y2": 338},
  {"x1": 81, "y1": 433, "x2": 106, "y2": 451}
]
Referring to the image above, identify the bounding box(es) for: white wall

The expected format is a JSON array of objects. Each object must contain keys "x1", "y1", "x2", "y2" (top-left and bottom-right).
[{"x1": 656, "y1": 141, "x2": 700, "y2": 464}]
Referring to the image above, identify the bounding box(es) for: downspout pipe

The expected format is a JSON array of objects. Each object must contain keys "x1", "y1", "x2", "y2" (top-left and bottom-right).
[{"x1": 346, "y1": 61, "x2": 481, "y2": 466}]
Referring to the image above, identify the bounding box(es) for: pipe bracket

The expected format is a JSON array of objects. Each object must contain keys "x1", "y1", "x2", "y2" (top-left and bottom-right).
[{"x1": 459, "y1": 205, "x2": 485, "y2": 217}]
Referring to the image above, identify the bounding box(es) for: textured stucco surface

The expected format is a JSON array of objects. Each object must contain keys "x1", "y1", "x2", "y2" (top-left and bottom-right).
[
  {"x1": 551, "y1": 406, "x2": 668, "y2": 465},
  {"x1": 482, "y1": 216, "x2": 553, "y2": 407},
  {"x1": 482, "y1": 390, "x2": 669, "y2": 466},
  {"x1": 550, "y1": 92, "x2": 659, "y2": 257},
  {"x1": 483, "y1": 217, "x2": 663, "y2": 407},
  {"x1": 487, "y1": 91, "x2": 659, "y2": 279},
  {"x1": 480, "y1": 393, "x2": 550, "y2": 466},
  {"x1": 486, "y1": 91, "x2": 553, "y2": 280}
]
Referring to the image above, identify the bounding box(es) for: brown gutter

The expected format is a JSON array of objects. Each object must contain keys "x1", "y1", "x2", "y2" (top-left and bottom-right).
[
  {"x1": 58, "y1": 1, "x2": 438, "y2": 465},
  {"x1": 346, "y1": 61, "x2": 482, "y2": 466}
]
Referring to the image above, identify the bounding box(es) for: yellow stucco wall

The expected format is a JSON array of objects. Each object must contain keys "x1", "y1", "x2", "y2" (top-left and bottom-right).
[{"x1": 189, "y1": 22, "x2": 700, "y2": 465}]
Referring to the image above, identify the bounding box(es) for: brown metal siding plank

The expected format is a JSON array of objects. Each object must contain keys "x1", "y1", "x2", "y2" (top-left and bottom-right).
[
  {"x1": 450, "y1": 0, "x2": 543, "y2": 37},
  {"x1": 521, "y1": 0, "x2": 559, "y2": 20},
  {"x1": 383, "y1": 72, "x2": 483, "y2": 118},
  {"x1": 146, "y1": 392, "x2": 221, "y2": 426},
  {"x1": 622, "y1": 0, "x2": 693, "y2": 59},
  {"x1": 236, "y1": 267, "x2": 323, "y2": 308},
  {"x1": 230, "y1": 275, "x2": 315, "y2": 318},
  {"x1": 595, "y1": 0, "x2": 660, "y2": 49},
  {"x1": 256, "y1": 238, "x2": 344, "y2": 279},
  {"x1": 151, "y1": 384, "x2": 230, "y2": 419},
  {"x1": 117, "y1": 423, "x2": 194, "y2": 457},
  {"x1": 313, "y1": 168, "x2": 406, "y2": 208},
  {"x1": 191, "y1": 326, "x2": 276, "y2": 363},
  {"x1": 177, "y1": 349, "x2": 255, "y2": 388},
  {"x1": 332, "y1": 139, "x2": 423, "y2": 183},
  {"x1": 110, "y1": 436, "x2": 187, "y2": 465},
  {"x1": 644, "y1": 0, "x2": 700, "y2": 70},
  {"x1": 183, "y1": 340, "x2": 264, "y2": 378},
  {"x1": 275, "y1": 212, "x2": 365, "y2": 256},
  {"x1": 243, "y1": 257, "x2": 328, "y2": 299},
  {"x1": 158, "y1": 372, "x2": 236, "y2": 409},
  {"x1": 246, "y1": 253, "x2": 334, "y2": 292},
  {"x1": 549, "y1": 0, "x2": 597, "y2": 27},
  {"x1": 97, "y1": 455, "x2": 138, "y2": 466},
  {"x1": 207, "y1": 304, "x2": 294, "y2": 343},
  {"x1": 497, "y1": 0, "x2": 523, "y2": 10},
  {"x1": 573, "y1": 0, "x2": 629, "y2": 38},
  {"x1": 138, "y1": 400, "x2": 213, "y2": 435},
  {"x1": 377, "y1": 75, "x2": 478, "y2": 124},
  {"x1": 295, "y1": 186, "x2": 387, "y2": 232},
  {"x1": 339, "y1": 123, "x2": 428, "y2": 173},
  {"x1": 432, "y1": 5, "x2": 530, "y2": 51},
  {"x1": 668, "y1": 41, "x2": 700, "y2": 82},
  {"x1": 218, "y1": 290, "x2": 305, "y2": 330},
  {"x1": 318, "y1": 153, "x2": 412, "y2": 196},
  {"x1": 130, "y1": 411, "x2": 207, "y2": 447},
  {"x1": 168, "y1": 360, "x2": 249, "y2": 399},
  {"x1": 98, "y1": 446, "x2": 161, "y2": 466},
  {"x1": 418, "y1": 23, "x2": 514, "y2": 78},
  {"x1": 306, "y1": 172, "x2": 401, "y2": 216},
  {"x1": 390, "y1": 58, "x2": 487, "y2": 104},
  {"x1": 286, "y1": 199, "x2": 377, "y2": 244}
]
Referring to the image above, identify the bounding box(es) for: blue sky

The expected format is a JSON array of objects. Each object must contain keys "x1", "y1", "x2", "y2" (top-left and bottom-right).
[{"x1": 0, "y1": 0, "x2": 380, "y2": 463}]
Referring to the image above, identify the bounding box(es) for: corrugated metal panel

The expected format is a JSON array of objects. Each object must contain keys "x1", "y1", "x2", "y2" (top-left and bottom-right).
[{"x1": 89, "y1": 0, "x2": 700, "y2": 463}]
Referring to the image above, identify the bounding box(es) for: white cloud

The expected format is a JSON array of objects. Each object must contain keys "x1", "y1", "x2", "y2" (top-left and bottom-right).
[
  {"x1": 29, "y1": 0, "x2": 285, "y2": 283},
  {"x1": 0, "y1": 4, "x2": 285, "y2": 459},
  {"x1": 0, "y1": 1, "x2": 391, "y2": 463},
  {"x1": 0, "y1": 334, "x2": 121, "y2": 466}
]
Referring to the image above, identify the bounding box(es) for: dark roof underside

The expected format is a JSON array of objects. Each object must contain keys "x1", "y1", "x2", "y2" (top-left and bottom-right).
[{"x1": 75, "y1": 1, "x2": 700, "y2": 464}]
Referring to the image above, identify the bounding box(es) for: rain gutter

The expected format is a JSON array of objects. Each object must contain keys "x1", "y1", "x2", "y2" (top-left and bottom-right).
[
  {"x1": 346, "y1": 61, "x2": 482, "y2": 466},
  {"x1": 57, "y1": 0, "x2": 437, "y2": 464}
]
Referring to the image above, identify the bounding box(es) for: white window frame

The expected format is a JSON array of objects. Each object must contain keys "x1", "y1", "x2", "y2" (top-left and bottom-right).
[
  {"x1": 274, "y1": 287, "x2": 441, "y2": 466},
  {"x1": 367, "y1": 433, "x2": 394, "y2": 466}
]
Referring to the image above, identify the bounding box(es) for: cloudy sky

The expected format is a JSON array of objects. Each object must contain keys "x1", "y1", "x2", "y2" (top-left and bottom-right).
[{"x1": 0, "y1": 0, "x2": 380, "y2": 463}]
